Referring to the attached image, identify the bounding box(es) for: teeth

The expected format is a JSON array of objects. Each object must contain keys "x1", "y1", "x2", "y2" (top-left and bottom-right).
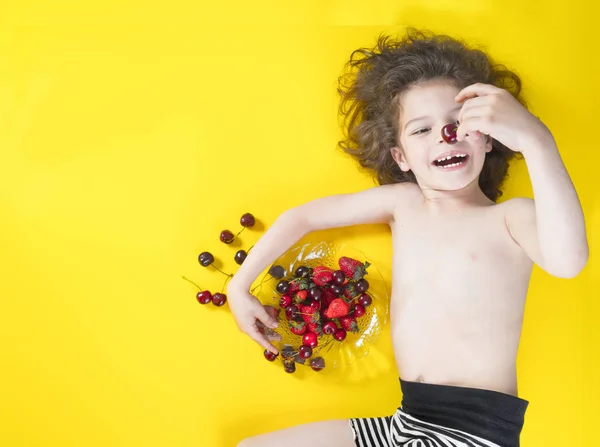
[{"x1": 436, "y1": 154, "x2": 467, "y2": 162}]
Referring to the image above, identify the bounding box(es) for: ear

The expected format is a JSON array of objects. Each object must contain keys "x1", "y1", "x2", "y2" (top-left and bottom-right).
[
  {"x1": 484, "y1": 135, "x2": 493, "y2": 153},
  {"x1": 391, "y1": 146, "x2": 411, "y2": 172}
]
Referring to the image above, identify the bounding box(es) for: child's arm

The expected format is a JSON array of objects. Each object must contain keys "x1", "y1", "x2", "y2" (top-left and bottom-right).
[
  {"x1": 504, "y1": 135, "x2": 588, "y2": 278},
  {"x1": 227, "y1": 182, "x2": 414, "y2": 353},
  {"x1": 454, "y1": 83, "x2": 589, "y2": 278}
]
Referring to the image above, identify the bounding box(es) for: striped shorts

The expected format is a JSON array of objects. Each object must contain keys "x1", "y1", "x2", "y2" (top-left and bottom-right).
[{"x1": 349, "y1": 379, "x2": 529, "y2": 447}]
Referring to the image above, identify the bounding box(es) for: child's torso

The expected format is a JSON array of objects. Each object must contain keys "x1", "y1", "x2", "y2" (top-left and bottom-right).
[{"x1": 389, "y1": 198, "x2": 532, "y2": 396}]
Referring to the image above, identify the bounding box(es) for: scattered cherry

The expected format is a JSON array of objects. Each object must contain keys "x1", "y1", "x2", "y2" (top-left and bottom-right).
[
  {"x1": 323, "y1": 321, "x2": 337, "y2": 335},
  {"x1": 333, "y1": 328, "x2": 347, "y2": 341},
  {"x1": 269, "y1": 265, "x2": 286, "y2": 279},
  {"x1": 264, "y1": 349, "x2": 278, "y2": 361},
  {"x1": 441, "y1": 122, "x2": 458, "y2": 144},
  {"x1": 212, "y1": 293, "x2": 227, "y2": 306},
  {"x1": 276, "y1": 280, "x2": 290, "y2": 294},
  {"x1": 332, "y1": 270, "x2": 345, "y2": 286},
  {"x1": 234, "y1": 250, "x2": 247, "y2": 265},
  {"x1": 283, "y1": 358, "x2": 296, "y2": 373},
  {"x1": 220, "y1": 230, "x2": 235, "y2": 244},
  {"x1": 196, "y1": 290, "x2": 212, "y2": 305},
  {"x1": 302, "y1": 332, "x2": 318, "y2": 348},
  {"x1": 298, "y1": 345, "x2": 313, "y2": 359},
  {"x1": 355, "y1": 279, "x2": 369, "y2": 293},
  {"x1": 198, "y1": 252, "x2": 215, "y2": 267},
  {"x1": 295, "y1": 266, "x2": 311, "y2": 278},
  {"x1": 358, "y1": 294, "x2": 372, "y2": 307},
  {"x1": 354, "y1": 304, "x2": 366, "y2": 318},
  {"x1": 240, "y1": 213, "x2": 256, "y2": 228},
  {"x1": 280, "y1": 295, "x2": 293, "y2": 308},
  {"x1": 310, "y1": 357, "x2": 325, "y2": 371}
]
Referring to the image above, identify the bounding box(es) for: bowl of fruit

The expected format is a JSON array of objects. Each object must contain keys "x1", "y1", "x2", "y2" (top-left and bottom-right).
[{"x1": 254, "y1": 241, "x2": 389, "y2": 374}]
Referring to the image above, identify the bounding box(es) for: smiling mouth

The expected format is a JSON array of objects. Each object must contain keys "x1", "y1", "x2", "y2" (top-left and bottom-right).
[{"x1": 433, "y1": 154, "x2": 469, "y2": 168}]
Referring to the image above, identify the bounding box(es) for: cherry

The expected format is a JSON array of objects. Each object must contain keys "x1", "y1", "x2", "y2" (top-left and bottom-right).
[
  {"x1": 283, "y1": 358, "x2": 296, "y2": 373},
  {"x1": 264, "y1": 349, "x2": 278, "y2": 361},
  {"x1": 309, "y1": 286, "x2": 323, "y2": 301},
  {"x1": 310, "y1": 357, "x2": 325, "y2": 372},
  {"x1": 276, "y1": 280, "x2": 290, "y2": 294},
  {"x1": 323, "y1": 321, "x2": 337, "y2": 335},
  {"x1": 355, "y1": 279, "x2": 369, "y2": 293},
  {"x1": 198, "y1": 252, "x2": 215, "y2": 267},
  {"x1": 358, "y1": 294, "x2": 372, "y2": 307},
  {"x1": 441, "y1": 122, "x2": 458, "y2": 144},
  {"x1": 333, "y1": 328, "x2": 347, "y2": 341},
  {"x1": 330, "y1": 284, "x2": 343, "y2": 296},
  {"x1": 332, "y1": 270, "x2": 345, "y2": 286},
  {"x1": 298, "y1": 345, "x2": 313, "y2": 359},
  {"x1": 354, "y1": 304, "x2": 366, "y2": 318},
  {"x1": 269, "y1": 265, "x2": 286, "y2": 279},
  {"x1": 281, "y1": 346, "x2": 295, "y2": 359},
  {"x1": 302, "y1": 332, "x2": 318, "y2": 348},
  {"x1": 240, "y1": 213, "x2": 256, "y2": 228},
  {"x1": 280, "y1": 295, "x2": 293, "y2": 308},
  {"x1": 285, "y1": 305, "x2": 299, "y2": 320},
  {"x1": 196, "y1": 290, "x2": 212, "y2": 305},
  {"x1": 295, "y1": 266, "x2": 311, "y2": 278},
  {"x1": 220, "y1": 230, "x2": 235, "y2": 244},
  {"x1": 234, "y1": 250, "x2": 247, "y2": 265},
  {"x1": 212, "y1": 293, "x2": 227, "y2": 306}
]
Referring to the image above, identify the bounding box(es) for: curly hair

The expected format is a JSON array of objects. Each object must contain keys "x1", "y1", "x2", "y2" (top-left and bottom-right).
[{"x1": 337, "y1": 28, "x2": 526, "y2": 202}]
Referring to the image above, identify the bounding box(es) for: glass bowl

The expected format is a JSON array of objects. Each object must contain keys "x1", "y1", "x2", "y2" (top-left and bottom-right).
[{"x1": 253, "y1": 241, "x2": 389, "y2": 372}]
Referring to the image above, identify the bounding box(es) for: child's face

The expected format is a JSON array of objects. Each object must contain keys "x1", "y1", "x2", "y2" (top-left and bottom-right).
[{"x1": 391, "y1": 79, "x2": 492, "y2": 194}]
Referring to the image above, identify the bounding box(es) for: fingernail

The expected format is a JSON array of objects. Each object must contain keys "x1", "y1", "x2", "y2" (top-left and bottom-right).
[{"x1": 271, "y1": 322, "x2": 278, "y2": 328}]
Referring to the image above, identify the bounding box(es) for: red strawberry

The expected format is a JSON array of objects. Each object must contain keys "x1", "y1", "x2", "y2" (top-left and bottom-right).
[
  {"x1": 300, "y1": 304, "x2": 320, "y2": 325},
  {"x1": 288, "y1": 281, "x2": 300, "y2": 294},
  {"x1": 312, "y1": 266, "x2": 334, "y2": 286},
  {"x1": 338, "y1": 257, "x2": 370, "y2": 281},
  {"x1": 322, "y1": 287, "x2": 336, "y2": 308},
  {"x1": 339, "y1": 316, "x2": 359, "y2": 333},
  {"x1": 296, "y1": 290, "x2": 308, "y2": 302},
  {"x1": 307, "y1": 321, "x2": 324, "y2": 336},
  {"x1": 290, "y1": 320, "x2": 307, "y2": 335},
  {"x1": 343, "y1": 282, "x2": 357, "y2": 300},
  {"x1": 324, "y1": 298, "x2": 349, "y2": 319}
]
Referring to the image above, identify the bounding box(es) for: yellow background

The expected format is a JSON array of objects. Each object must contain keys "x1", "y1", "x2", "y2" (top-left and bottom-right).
[{"x1": 1, "y1": 1, "x2": 598, "y2": 446}]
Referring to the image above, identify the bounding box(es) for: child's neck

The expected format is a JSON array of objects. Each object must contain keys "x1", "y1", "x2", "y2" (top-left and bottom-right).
[{"x1": 419, "y1": 179, "x2": 493, "y2": 213}]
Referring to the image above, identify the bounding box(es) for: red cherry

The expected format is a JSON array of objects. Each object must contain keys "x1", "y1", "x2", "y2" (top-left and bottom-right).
[
  {"x1": 354, "y1": 304, "x2": 366, "y2": 318},
  {"x1": 298, "y1": 345, "x2": 313, "y2": 359},
  {"x1": 285, "y1": 305, "x2": 299, "y2": 320},
  {"x1": 355, "y1": 279, "x2": 369, "y2": 293},
  {"x1": 332, "y1": 270, "x2": 345, "y2": 286},
  {"x1": 323, "y1": 321, "x2": 337, "y2": 335},
  {"x1": 280, "y1": 295, "x2": 293, "y2": 308},
  {"x1": 441, "y1": 122, "x2": 458, "y2": 144},
  {"x1": 302, "y1": 332, "x2": 318, "y2": 348},
  {"x1": 333, "y1": 328, "x2": 347, "y2": 341},
  {"x1": 196, "y1": 290, "x2": 212, "y2": 305},
  {"x1": 212, "y1": 293, "x2": 227, "y2": 306},
  {"x1": 358, "y1": 294, "x2": 372, "y2": 307},
  {"x1": 234, "y1": 250, "x2": 247, "y2": 265},
  {"x1": 309, "y1": 357, "x2": 325, "y2": 371},
  {"x1": 220, "y1": 230, "x2": 235, "y2": 244},
  {"x1": 283, "y1": 358, "x2": 296, "y2": 373},
  {"x1": 264, "y1": 349, "x2": 278, "y2": 361},
  {"x1": 240, "y1": 213, "x2": 256, "y2": 228},
  {"x1": 198, "y1": 252, "x2": 214, "y2": 267}
]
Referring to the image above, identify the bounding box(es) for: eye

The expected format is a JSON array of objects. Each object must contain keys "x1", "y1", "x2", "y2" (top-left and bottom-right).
[{"x1": 411, "y1": 127, "x2": 430, "y2": 135}]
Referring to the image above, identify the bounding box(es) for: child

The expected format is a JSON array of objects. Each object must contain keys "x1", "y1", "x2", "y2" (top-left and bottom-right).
[{"x1": 227, "y1": 29, "x2": 588, "y2": 447}]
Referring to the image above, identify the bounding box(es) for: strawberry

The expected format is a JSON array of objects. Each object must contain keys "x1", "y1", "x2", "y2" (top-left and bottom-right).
[
  {"x1": 339, "y1": 316, "x2": 359, "y2": 333},
  {"x1": 300, "y1": 304, "x2": 321, "y2": 325},
  {"x1": 324, "y1": 298, "x2": 349, "y2": 319},
  {"x1": 321, "y1": 287, "x2": 336, "y2": 308},
  {"x1": 296, "y1": 290, "x2": 308, "y2": 302},
  {"x1": 312, "y1": 266, "x2": 334, "y2": 286},
  {"x1": 288, "y1": 281, "x2": 300, "y2": 294},
  {"x1": 338, "y1": 257, "x2": 370, "y2": 281},
  {"x1": 307, "y1": 321, "x2": 324, "y2": 336},
  {"x1": 290, "y1": 320, "x2": 307, "y2": 335},
  {"x1": 343, "y1": 282, "x2": 357, "y2": 300}
]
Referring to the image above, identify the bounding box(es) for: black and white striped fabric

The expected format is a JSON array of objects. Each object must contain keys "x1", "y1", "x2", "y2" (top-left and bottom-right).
[{"x1": 349, "y1": 406, "x2": 502, "y2": 447}]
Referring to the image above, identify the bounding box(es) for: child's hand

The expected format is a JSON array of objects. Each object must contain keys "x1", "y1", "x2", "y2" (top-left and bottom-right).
[
  {"x1": 228, "y1": 287, "x2": 280, "y2": 354},
  {"x1": 454, "y1": 83, "x2": 552, "y2": 153}
]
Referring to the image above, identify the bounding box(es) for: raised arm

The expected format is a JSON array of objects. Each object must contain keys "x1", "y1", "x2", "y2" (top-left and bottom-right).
[{"x1": 227, "y1": 182, "x2": 413, "y2": 353}]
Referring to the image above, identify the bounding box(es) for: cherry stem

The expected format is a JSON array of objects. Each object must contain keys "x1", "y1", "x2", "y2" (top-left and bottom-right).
[
  {"x1": 181, "y1": 276, "x2": 203, "y2": 291},
  {"x1": 211, "y1": 264, "x2": 234, "y2": 277},
  {"x1": 221, "y1": 275, "x2": 233, "y2": 293},
  {"x1": 235, "y1": 227, "x2": 246, "y2": 237},
  {"x1": 247, "y1": 244, "x2": 255, "y2": 253}
]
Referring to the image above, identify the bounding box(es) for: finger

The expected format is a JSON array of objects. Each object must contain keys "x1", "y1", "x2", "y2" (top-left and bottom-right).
[
  {"x1": 455, "y1": 83, "x2": 500, "y2": 102},
  {"x1": 457, "y1": 97, "x2": 492, "y2": 123},
  {"x1": 247, "y1": 325, "x2": 278, "y2": 354},
  {"x1": 256, "y1": 305, "x2": 279, "y2": 329},
  {"x1": 459, "y1": 104, "x2": 493, "y2": 123},
  {"x1": 456, "y1": 116, "x2": 490, "y2": 142}
]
